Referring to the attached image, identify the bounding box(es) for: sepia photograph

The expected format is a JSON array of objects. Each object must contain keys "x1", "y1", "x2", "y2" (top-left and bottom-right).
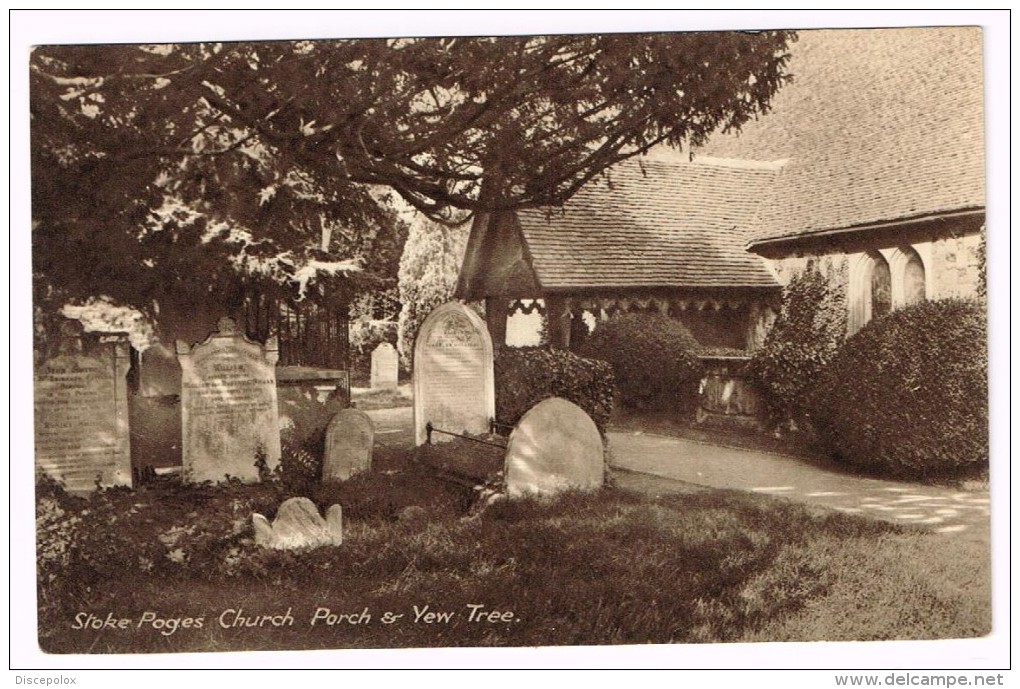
[{"x1": 12, "y1": 10, "x2": 1009, "y2": 674}]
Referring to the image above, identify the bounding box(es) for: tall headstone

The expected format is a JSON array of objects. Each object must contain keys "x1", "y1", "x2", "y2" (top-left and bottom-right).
[
  {"x1": 176, "y1": 317, "x2": 281, "y2": 484},
  {"x1": 34, "y1": 322, "x2": 132, "y2": 492},
  {"x1": 413, "y1": 302, "x2": 494, "y2": 446},
  {"x1": 322, "y1": 409, "x2": 374, "y2": 483},
  {"x1": 504, "y1": 397, "x2": 604, "y2": 499},
  {"x1": 370, "y1": 342, "x2": 399, "y2": 390}
]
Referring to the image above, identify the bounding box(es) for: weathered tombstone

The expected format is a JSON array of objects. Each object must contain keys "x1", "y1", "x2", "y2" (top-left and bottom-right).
[
  {"x1": 176, "y1": 317, "x2": 281, "y2": 484},
  {"x1": 504, "y1": 397, "x2": 604, "y2": 499},
  {"x1": 322, "y1": 409, "x2": 374, "y2": 483},
  {"x1": 370, "y1": 342, "x2": 399, "y2": 390},
  {"x1": 413, "y1": 302, "x2": 495, "y2": 446},
  {"x1": 33, "y1": 321, "x2": 132, "y2": 492},
  {"x1": 253, "y1": 497, "x2": 343, "y2": 550}
]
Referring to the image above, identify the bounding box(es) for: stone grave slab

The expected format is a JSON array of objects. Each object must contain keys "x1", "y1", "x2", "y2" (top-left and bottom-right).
[
  {"x1": 323, "y1": 409, "x2": 374, "y2": 483},
  {"x1": 370, "y1": 342, "x2": 399, "y2": 390},
  {"x1": 34, "y1": 324, "x2": 132, "y2": 492},
  {"x1": 176, "y1": 317, "x2": 281, "y2": 484},
  {"x1": 253, "y1": 497, "x2": 343, "y2": 550},
  {"x1": 413, "y1": 302, "x2": 494, "y2": 446},
  {"x1": 504, "y1": 397, "x2": 604, "y2": 498}
]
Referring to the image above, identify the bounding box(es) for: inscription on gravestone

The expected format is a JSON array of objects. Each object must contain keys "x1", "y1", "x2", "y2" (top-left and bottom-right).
[
  {"x1": 370, "y1": 342, "x2": 399, "y2": 390},
  {"x1": 176, "y1": 317, "x2": 281, "y2": 484},
  {"x1": 413, "y1": 302, "x2": 494, "y2": 446},
  {"x1": 34, "y1": 324, "x2": 132, "y2": 492},
  {"x1": 323, "y1": 409, "x2": 374, "y2": 483}
]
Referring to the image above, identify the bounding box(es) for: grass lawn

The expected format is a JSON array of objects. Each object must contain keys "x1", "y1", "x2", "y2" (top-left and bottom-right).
[
  {"x1": 350, "y1": 385, "x2": 413, "y2": 411},
  {"x1": 36, "y1": 448, "x2": 990, "y2": 654}
]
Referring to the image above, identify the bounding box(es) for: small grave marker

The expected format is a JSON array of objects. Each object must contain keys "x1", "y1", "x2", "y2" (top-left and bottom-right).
[
  {"x1": 504, "y1": 397, "x2": 604, "y2": 498},
  {"x1": 253, "y1": 497, "x2": 343, "y2": 550},
  {"x1": 322, "y1": 409, "x2": 374, "y2": 483},
  {"x1": 370, "y1": 342, "x2": 399, "y2": 390}
]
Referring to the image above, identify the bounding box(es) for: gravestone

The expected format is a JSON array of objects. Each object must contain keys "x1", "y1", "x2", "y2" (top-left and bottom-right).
[
  {"x1": 504, "y1": 397, "x2": 604, "y2": 499},
  {"x1": 413, "y1": 302, "x2": 494, "y2": 446},
  {"x1": 370, "y1": 342, "x2": 399, "y2": 390},
  {"x1": 34, "y1": 322, "x2": 132, "y2": 492},
  {"x1": 176, "y1": 317, "x2": 281, "y2": 484},
  {"x1": 253, "y1": 497, "x2": 343, "y2": 550},
  {"x1": 322, "y1": 409, "x2": 374, "y2": 483}
]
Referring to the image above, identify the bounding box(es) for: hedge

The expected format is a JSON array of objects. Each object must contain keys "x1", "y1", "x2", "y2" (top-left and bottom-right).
[
  {"x1": 811, "y1": 298, "x2": 987, "y2": 479},
  {"x1": 577, "y1": 312, "x2": 703, "y2": 414},
  {"x1": 494, "y1": 347, "x2": 614, "y2": 435},
  {"x1": 750, "y1": 260, "x2": 847, "y2": 425}
]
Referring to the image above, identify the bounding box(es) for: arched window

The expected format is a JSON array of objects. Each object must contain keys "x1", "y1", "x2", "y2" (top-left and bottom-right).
[
  {"x1": 869, "y1": 251, "x2": 892, "y2": 319},
  {"x1": 903, "y1": 248, "x2": 926, "y2": 305}
]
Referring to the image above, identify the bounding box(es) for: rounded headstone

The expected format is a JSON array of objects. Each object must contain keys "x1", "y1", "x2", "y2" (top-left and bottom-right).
[
  {"x1": 504, "y1": 397, "x2": 604, "y2": 499},
  {"x1": 370, "y1": 342, "x2": 400, "y2": 390},
  {"x1": 323, "y1": 409, "x2": 374, "y2": 483},
  {"x1": 412, "y1": 302, "x2": 494, "y2": 446}
]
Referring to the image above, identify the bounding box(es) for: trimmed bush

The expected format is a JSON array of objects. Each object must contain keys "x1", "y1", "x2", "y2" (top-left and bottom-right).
[
  {"x1": 750, "y1": 261, "x2": 847, "y2": 425},
  {"x1": 577, "y1": 313, "x2": 703, "y2": 414},
  {"x1": 494, "y1": 347, "x2": 614, "y2": 435},
  {"x1": 811, "y1": 298, "x2": 987, "y2": 479}
]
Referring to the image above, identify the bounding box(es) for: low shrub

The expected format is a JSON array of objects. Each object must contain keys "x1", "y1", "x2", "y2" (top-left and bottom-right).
[
  {"x1": 277, "y1": 386, "x2": 348, "y2": 489},
  {"x1": 811, "y1": 298, "x2": 987, "y2": 479},
  {"x1": 494, "y1": 347, "x2": 614, "y2": 435},
  {"x1": 750, "y1": 261, "x2": 847, "y2": 426},
  {"x1": 36, "y1": 445, "x2": 473, "y2": 603},
  {"x1": 36, "y1": 476, "x2": 288, "y2": 597},
  {"x1": 577, "y1": 313, "x2": 703, "y2": 414}
]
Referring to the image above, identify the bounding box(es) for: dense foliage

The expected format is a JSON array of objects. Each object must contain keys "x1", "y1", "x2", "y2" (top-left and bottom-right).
[
  {"x1": 494, "y1": 347, "x2": 615, "y2": 435},
  {"x1": 395, "y1": 216, "x2": 470, "y2": 367},
  {"x1": 811, "y1": 299, "x2": 987, "y2": 479},
  {"x1": 276, "y1": 387, "x2": 349, "y2": 489},
  {"x1": 36, "y1": 445, "x2": 469, "y2": 601},
  {"x1": 578, "y1": 313, "x2": 703, "y2": 414},
  {"x1": 750, "y1": 261, "x2": 847, "y2": 425},
  {"x1": 31, "y1": 33, "x2": 794, "y2": 335}
]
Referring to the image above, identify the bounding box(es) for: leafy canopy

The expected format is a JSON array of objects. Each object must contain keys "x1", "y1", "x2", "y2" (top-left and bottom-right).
[{"x1": 31, "y1": 32, "x2": 794, "y2": 331}]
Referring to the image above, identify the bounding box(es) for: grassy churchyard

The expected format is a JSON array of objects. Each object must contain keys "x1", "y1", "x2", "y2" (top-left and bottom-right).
[
  {"x1": 27, "y1": 26, "x2": 994, "y2": 665},
  {"x1": 36, "y1": 435, "x2": 990, "y2": 654}
]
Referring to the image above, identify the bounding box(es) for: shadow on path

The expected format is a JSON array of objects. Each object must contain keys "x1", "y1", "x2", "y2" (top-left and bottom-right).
[{"x1": 609, "y1": 431, "x2": 990, "y2": 535}]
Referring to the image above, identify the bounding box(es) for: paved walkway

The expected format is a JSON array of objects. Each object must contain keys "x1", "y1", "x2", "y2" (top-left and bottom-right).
[
  {"x1": 360, "y1": 404, "x2": 989, "y2": 535},
  {"x1": 608, "y1": 430, "x2": 990, "y2": 535}
]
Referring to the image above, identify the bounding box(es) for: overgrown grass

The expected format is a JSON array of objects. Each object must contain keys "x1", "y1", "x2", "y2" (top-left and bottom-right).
[{"x1": 36, "y1": 457, "x2": 990, "y2": 653}]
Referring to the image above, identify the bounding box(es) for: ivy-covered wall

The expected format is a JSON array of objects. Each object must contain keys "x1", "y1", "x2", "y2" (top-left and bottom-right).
[{"x1": 763, "y1": 229, "x2": 983, "y2": 337}]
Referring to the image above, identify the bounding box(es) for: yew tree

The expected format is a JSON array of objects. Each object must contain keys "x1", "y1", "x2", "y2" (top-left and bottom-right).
[{"x1": 30, "y1": 31, "x2": 795, "y2": 337}]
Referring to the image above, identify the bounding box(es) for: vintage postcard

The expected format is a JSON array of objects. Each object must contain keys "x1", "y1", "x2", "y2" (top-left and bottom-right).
[{"x1": 12, "y1": 10, "x2": 1009, "y2": 674}]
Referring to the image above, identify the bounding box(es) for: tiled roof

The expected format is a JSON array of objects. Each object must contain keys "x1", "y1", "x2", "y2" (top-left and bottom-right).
[
  {"x1": 697, "y1": 27, "x2": 985, "y2": 239},
  {"x1": 517, "y1": 158, "x2": 781, "y2": 290}
]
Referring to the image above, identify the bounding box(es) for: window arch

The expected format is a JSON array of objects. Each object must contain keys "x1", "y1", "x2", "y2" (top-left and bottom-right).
[
  {"x1": 870, "y1": 251, "x2": 892, "y2": 318},
  {"x1": 902, "y1": 247, "x2": 926, "y2": 305},
  {"x1": 849, "y1": 250, "x2": 893, "y2": 334}
]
